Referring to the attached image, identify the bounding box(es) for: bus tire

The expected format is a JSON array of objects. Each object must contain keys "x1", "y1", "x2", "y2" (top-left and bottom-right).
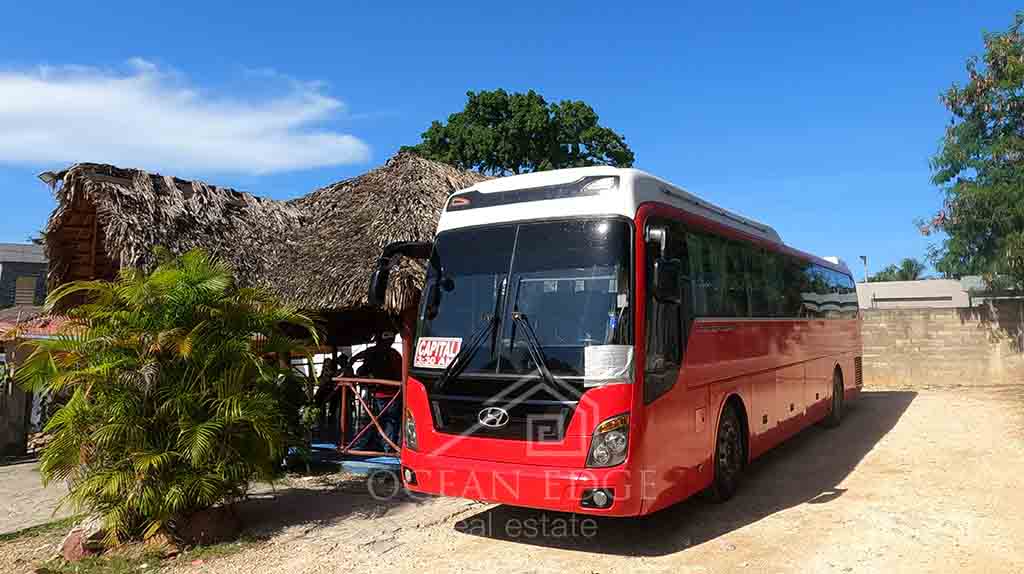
[
  {"x1": 824, "y1": 370, "x2": 844, "y2": 428},
  {"x1": 710, "y1": 405, "x2": 745, "y2": 502}
]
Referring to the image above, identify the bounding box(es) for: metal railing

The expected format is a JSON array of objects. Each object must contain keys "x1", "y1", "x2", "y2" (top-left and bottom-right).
[{"x1": 333, "y1": 376, "x2": 402, "y2": 457}]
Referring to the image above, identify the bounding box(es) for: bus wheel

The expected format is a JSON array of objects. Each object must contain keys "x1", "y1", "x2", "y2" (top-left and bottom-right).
[
  {"x1": 824, "y1": 370, "x2": 844, "y2": 428},
  {"x1": 710, "y1": 405, "x2": 745, "y2": 502}
]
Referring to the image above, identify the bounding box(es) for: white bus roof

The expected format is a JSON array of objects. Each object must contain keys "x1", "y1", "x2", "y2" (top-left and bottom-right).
[{"x1": 437, "y1": 166, "x2": 783, "y2": 245}]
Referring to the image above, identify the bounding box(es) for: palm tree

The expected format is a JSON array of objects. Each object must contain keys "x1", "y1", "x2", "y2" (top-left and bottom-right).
[
  {"x1": 17, "y1": 249, "x2": 317, "y2": 544},
  {"x1": 869, "y1": 258, "x2": 927, "y2": 282}
]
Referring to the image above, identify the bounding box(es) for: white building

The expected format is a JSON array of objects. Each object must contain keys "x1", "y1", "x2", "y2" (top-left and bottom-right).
[{"x1": 855, "y1": 277, "x2": 1005, "y2": 309}]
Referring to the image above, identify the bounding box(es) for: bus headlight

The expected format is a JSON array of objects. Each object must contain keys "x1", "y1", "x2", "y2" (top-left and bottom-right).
[
  {"x1": 404, "y1": 408, "x2": 418, "y2": 451},
  {"x1": 586, "y1": 414, "x2": 629, "y2": 468}
]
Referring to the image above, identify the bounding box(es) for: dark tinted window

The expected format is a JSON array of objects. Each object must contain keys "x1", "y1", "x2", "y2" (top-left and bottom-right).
[
  {"x1": 418, "y1": 219, "x2": 633, "y2": 378},
  {"x1": 793, "y1": 264, "x2": 860, "y2": 319},
  {"x1": 686, "y1": 232, "x2": 754, "y2": 317},
  {"x1": 675, "y1": 226, "x2": 856, "y2": 320},
  {"x1": 418, "y1": 225, "x2": 516, "y2": 372},
  {"x1": 803, "y1": 265, "x2": 828, "y2": 318},
  {"x1": 503, "y1": 220, "x2": 634, "y2": 376},
  {"x1": 689, "y1": 232, "x2": 724, "y2": 316},
  {"x1": 760, "y1": 250, "x2": 786, "y2": 317},
  {"x1": 644, "y1": 219, "x2": 858, "y2": 385},
  {"x1": 835, "y1": 270, "x2": 859, "y2": 318},
  {"x1": 781, "y1": 256, "x2": 811, "y2": 317},
  {"x1": 724, "y1": 241, "x2": 750, "y2": 317}
]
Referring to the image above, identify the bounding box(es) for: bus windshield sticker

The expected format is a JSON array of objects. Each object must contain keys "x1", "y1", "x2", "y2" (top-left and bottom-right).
[
  {"x1": 414, "y1": 337, "x2": 463, "y2": 369},
  {"x1": 583, "y1": 345, "x2": 634, "y2": 386}
]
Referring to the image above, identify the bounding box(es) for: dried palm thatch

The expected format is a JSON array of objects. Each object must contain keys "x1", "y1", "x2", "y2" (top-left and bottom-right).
[{"x1": 43, "y1": 152, "x2": 487, "y2": 319}]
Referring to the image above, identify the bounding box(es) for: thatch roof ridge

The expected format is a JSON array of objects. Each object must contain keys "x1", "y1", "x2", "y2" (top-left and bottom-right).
[
  {"x1": 44, "y1": 152, "x2": 487, "y2": 315},
  {"x1": 281, "y1": 152, "x2": 487, "y2": 311},
  {"x1": 46, "y1": 162, "x2": 308, "y2": 301}
]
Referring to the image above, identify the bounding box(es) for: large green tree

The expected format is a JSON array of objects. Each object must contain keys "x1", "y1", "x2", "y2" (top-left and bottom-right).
[
  {"x1": 869, "y1": 258, "x2": 927, "y2": 282},
  {"x1": 925, "y1": 13, "x2": 1024, "y2": 288},
  {"x1": 17, "y1": 249, "x2": 317, "y2": 544},
  {"x1": 405, "y1": 89, "x2": 635, "y2": 176}
]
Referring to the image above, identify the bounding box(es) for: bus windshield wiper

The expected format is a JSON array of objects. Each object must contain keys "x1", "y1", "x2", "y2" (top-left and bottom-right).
[
  {"x1": 435, "y1": 315, "x2": 498, "y2": 392},
  {"x1": 511, "y1": 311, "x2": 557, "y2": 389}
]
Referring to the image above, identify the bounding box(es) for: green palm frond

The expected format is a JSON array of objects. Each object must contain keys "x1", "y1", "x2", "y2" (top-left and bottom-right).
[{"x1": 17, "y1": 248, "x2": 315, "y2": 543}]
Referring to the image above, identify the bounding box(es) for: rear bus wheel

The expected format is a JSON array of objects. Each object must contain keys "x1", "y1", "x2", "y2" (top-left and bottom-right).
[{"x1": 710, "y1": 405, "x2": 745, "y2": 502}]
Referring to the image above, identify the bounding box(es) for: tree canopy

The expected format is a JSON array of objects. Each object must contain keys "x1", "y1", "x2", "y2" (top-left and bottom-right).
[
  {"x1": 404, "y1": 89, "x2": 635, "y2": 176},
  {"x1": 869, "y1": 258, "x2": 927, "y2": 282},
  {"x1": 925, "y1": 13, "x2": 1024, "y2": 288}
]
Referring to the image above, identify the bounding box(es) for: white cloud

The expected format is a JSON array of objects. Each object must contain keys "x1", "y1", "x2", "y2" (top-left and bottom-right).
[{"x1": 0, "y1": 59, "x2": 370, "y2": 174}]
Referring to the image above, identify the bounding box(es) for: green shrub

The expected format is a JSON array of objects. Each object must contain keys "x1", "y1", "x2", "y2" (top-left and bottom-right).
[{"x1": 17, "y1": 249, "x2": 318, "y2": 544}]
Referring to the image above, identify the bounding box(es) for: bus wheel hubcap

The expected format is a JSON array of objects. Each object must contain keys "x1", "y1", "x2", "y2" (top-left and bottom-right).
[{"x1": 718, "y1": 419, "x2": 741, "y2": 479}]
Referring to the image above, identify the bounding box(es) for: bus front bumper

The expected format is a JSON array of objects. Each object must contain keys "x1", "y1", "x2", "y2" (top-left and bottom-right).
[{"x1": 400, "y1": 448, "x2": 645, "y2": 517}]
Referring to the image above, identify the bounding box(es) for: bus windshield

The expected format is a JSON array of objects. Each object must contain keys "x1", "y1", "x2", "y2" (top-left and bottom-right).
[{"x1": 415, "y1": 218, "x2": 633, "y2": 383}]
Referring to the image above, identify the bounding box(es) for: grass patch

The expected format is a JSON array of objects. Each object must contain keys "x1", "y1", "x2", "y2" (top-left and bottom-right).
[
  {"x1": 35, "y1": 552, "x2": 164, "y2": 574},
  {"x1": 176, "y1": 536, "x2": 259, "y2": 563},
  {"x1": 30, "y1": 537, "x2": 258, "y2": 574},
  {"x1": 2, "y1": 515, "x2": 257, "y2": 573},
  {"x1": 0, "y1": 515, "x2": 79, "y2": 543}
]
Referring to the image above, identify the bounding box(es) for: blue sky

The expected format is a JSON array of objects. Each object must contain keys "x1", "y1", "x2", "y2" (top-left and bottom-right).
[{"x1": 0, "y1": 1, "x2": 1016, "y2": 278}]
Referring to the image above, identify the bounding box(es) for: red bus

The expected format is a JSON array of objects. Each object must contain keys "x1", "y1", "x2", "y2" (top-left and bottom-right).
[{"x1": 370, "y1": 167, "x2": 862, "y2": 516}]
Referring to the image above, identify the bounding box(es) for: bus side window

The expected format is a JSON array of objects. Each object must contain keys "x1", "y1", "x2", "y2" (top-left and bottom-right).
[
  {"x1": 686, "y1": 232, "x2": 708, "y2": 316},
  {"x1": 839, "y1": 272, "x2": 858, "y2": 319},
  {"x1": 804, "y1": 265, "x2": 826, "y2": 319},
  {"x1": 824, "y1": 268, "x2": 841, "y2": 319},
  {"x1": 687, "y1": 231, "x2": 726, "y2": 316},
  {"x1": 822, "y1": 267, "x2": 857, "y2": 320},
  {"x1": 782, "y1": 257, "x2": 809, "y2": 317},
  {"x1": 725, "y1": 241, "x2": 750, "y2": 317},
  {"x1": 762, "y1": 250, "x2": 785, "y2": 317}
]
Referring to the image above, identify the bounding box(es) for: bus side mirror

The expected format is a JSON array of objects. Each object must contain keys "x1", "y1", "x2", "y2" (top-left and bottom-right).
[
  {"x1": 425, "y1": 279, "x2": 441, "y2": 319},
  {"x1": 646, "y1": 226, "x2": 668, "y2": 257},
  {"x1": 368, "y1": 258, "x2": 392, "y2": 308},
  {"x1": 367, "y1": 240, "x2": 434, "y2": 308},
  {"x1": 653, "y1": 258, "x2": 683, "y2": 304},
  {"x1": 424, "y1": 272, "x2": 454, "y2": 320}
]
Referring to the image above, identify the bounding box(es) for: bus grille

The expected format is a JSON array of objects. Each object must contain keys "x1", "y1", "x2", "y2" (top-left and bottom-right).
[
  {"x1": 429, "y1": 395, "x2": 575, "y2": 442},
  {"x1": 854, "y1": 357, "x2": 863, "y2": 387}
]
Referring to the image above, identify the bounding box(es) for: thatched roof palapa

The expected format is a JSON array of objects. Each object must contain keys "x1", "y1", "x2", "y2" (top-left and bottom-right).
[{"x1": 43, "y1": 152, "x2": 487, "y2": 339}]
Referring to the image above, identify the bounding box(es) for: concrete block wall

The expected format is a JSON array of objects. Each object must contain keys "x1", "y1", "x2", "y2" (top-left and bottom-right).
[{"x1": 862, "y1": 301, "x2": 1024, "y2": 387}]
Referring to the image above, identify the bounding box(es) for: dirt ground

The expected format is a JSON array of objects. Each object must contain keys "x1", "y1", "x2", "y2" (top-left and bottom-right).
[
  {"x1": 4, "y1": 387, "x2": 1023, "y2": 573},
  {"x1": 0, "y1": 460, "x2": 68, "y2": 535}
]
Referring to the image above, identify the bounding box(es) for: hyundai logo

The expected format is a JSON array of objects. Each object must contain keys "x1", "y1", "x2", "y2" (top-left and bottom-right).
[{"x1": 478, "y1": 406, "x2": 510, "y2": 428}]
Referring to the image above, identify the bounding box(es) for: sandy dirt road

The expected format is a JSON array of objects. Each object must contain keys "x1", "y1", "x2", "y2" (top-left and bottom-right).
[
  {"x1": 161, "y1": 387, "x2": 1024, "y2": 574},
  {"x1": 0, "y1": 460, "x2": 67, "y2": 536},
  {"x1": 5, "y1": 387, "x2": 1022, "y2": 573}
]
